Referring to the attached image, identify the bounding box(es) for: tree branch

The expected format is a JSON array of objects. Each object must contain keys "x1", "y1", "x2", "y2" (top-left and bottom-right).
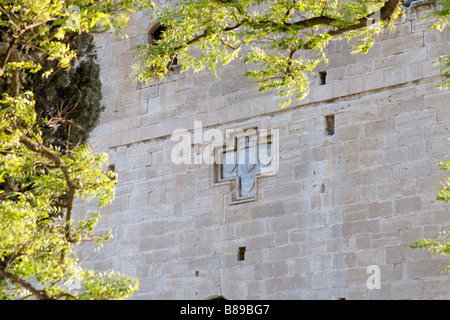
[
  {"x1": 18, "y1": 134, "x2": 77, "y2": 243},
  {"x1": 264, "y1": 0, "x2": 402, "y2": 34},
  {"x1": 180, "y1": 22, "x2": 244, "y2": 49},
  {"x1": 64, "y1": 187, "x2": 76, "y2": 241},
  {"x1": 0, "y1": 38, "x2": 18, "y2": 77},
  {"x1": 169, "y1": 0, "x2": 402, "y2": 54},
  {"x1": 0, "y1": 5, "x2": 56, "y2": 78},
  {"x1": 0, "y1": 267, "x2": 56, "y2": 300},
  {"x1": 0, "y1": 5, "x2": 21, "y2": 30}
]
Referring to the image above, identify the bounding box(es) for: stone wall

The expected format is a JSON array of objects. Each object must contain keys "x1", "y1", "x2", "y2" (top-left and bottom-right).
[{"x1": 78, "y1": 1, "x2": 450, "y2": 299}]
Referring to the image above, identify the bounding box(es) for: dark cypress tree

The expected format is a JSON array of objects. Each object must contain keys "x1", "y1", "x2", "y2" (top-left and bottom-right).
[
  {"x1": 1, "y1": 30, "x2": 103, "y2": 150},
  {"x1": 25, "y1": 32, "x2": 104, "y2": 151},
  {"x1": 0, "y1": 31, "x2": 104, "y2": 219}
]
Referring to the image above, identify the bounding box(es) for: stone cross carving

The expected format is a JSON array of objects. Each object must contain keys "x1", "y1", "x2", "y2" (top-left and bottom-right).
[{"x1": 212, "y1": 127, "x2": 278, "y2": 204}]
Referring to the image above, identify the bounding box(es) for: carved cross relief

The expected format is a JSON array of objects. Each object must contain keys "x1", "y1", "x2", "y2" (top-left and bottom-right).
[{"x1": 211, "y1": 127, "x2": 279, "y2": 205}]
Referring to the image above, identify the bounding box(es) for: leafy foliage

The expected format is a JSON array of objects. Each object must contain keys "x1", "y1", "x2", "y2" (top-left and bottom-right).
[
  {"x1": 133, "y1": 0, "x2": 404, "y2": 107},
  {"x1": 24, "y1": 33, "x2": 104, "y2": 150},
  {"x1": 1, "y1": 0, "x2": 448, "y2": 299},
  {"x1": 0, "y1": 0, "x2": 151, "y2": 300},
  {"x1": 437, "y1": 160, "x2": 450, "y2": 203},
  {"x1": 408, "y1": 1, "x2": 450, "y2": 266},
  {"x1": 428, "y1": 0, "x2": 450, "y2": 88},
  {"x1": 409, "y1": 232, "x2": 450, "y2": 270},
  {"x1": 409, "y1": 159, "x2": 450, "y2": 269},
  {"x1": 134, "y1": 0, "x2": 450, "y2": 106},
  {"x1": 0, "y1": 91, "x2": 140, "y2": 300}
]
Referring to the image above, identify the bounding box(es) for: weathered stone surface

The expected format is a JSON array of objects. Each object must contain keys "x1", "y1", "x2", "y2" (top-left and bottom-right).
[{"x1": 76, "y1": 3, "x2": 450, "y2": 300}]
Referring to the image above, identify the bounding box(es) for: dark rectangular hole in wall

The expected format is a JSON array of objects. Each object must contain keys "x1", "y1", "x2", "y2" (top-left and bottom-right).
[
  {"x1": 237, "y1": 247, "x2": 246, "y2": 261},
  {"x1": 319, "y1": 71, "x2": 327, "y2": 85},
  {"x1": 325, "y1": 115, "x2": 335, "y2": 136},
  {"x1": 107, "y1": 164, "x2": 116, "y2": 181}
]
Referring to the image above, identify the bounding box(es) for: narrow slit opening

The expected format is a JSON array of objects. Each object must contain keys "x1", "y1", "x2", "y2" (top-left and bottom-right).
[
  {"x1": 319, "y1": 71, "x2": 327, "y2": 85},
  {"x1": 325, "y1": 114, "x2": 335, "y2": 136},
  {"x1": 237, "y1": 247, "x2": 246, "y2": 261}
]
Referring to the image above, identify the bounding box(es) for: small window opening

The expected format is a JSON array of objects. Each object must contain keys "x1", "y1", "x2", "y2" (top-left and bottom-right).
[
  {"x1": 319, "y1": 71, "x2": 327, "y2": 85},
  {"x1": 107, "y1": 164, "x2": 116, "y2": 181},
  {"x1": 151, "y1": 25, "x2": 165, "y2": 43},
  {"x1": 325, "y1": 115, "x2": 335, "y2": 136},
  {"x1": 237, "y1": 247, "x2": 246, "y2": 261},
  {"x1": 149, "y1": 24, "x2": 178, "y2": 66}
]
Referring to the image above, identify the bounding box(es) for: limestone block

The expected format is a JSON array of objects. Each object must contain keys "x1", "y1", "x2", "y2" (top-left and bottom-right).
[
  {"x1": 392, "y1": 160, "x2": 431, "y2": 180},
  {"x1": 375, "y1": 52, "x2": 409, "y2": 71},
  {"x1": 326, "y1": 270, "x2": 346, "y2": 288},
  {"x1": 364, "y1": 70, "x2": 384, "y2": 91},
  {"x1": 309, "y1": 254, "x2": 333, "y2": 271},
  {"x1": 268, "y1": 245, "x2": 300, "y2": 261},
  {"x1": 381, "y1": 33, "x2": 424, "y2": 57},
  {"x1": 313, "y1": 83, "x2": 334, "y2": 101},
  {"x1": 384, "y1": 66, "x2": 407, "y2": 87},
  {"x1": 395, "y1": 196, "x2": 423, "y2": 215},
  {"x1": 423, "y1": 278, "x2": 450, "y2": 299},
  {"x1": 346, "y1": 62, "x2": 374, "y2": 77},
  {"x1": 422, "y1": 59, "x2": 444, "y2": 78},
  {"x1": 250, "y1": 201, "x2": 285, "y2": 219},
  {"x1": 342, "y1": 220, "x2": 381, "y2": 238},
  {"x1": 221, "y1": 280, "x2": 248, "y2": 300},
  {"x1": 395, "y1": 108, "x2": 436, "y2": 132},
  {"x1": 405, "y1": 62, "x2": 424, "y2": 82},
  {"x1": 348, "y1": 75, "x2": 365, "y2": 94},
  {"x1": 408, "y1": 46, "x2": 428, "y2": 64},
  {"x1": 367, "y1": 282, "x2": 394, "y2": 300},
  {"x1": 392, "y1": 280, "x2": 424, "y2": 299}
]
